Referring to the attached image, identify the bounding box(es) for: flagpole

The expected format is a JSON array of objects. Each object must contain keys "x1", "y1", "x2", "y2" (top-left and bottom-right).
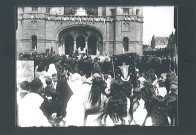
[
  {"x1": 133, "y1": 53, "x2": 137, "y2": 87},
  {"x1": 111, "y1": 54, "x2": 116, "y2": 80}
]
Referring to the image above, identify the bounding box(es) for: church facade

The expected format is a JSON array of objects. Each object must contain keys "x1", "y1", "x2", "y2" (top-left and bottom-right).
[{"x1": 16, "y1": 6, "x2": 143, "y2": 56}]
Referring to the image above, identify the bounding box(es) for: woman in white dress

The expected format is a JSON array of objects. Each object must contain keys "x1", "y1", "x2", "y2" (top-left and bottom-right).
[
  {"x1": 19, "y1": 78, "x2": 50, "y2": 127},
  {"x1": 47, "y1": 63, "x2": 57, "y2": 78},
  {"x1": 64, "y1": 73, "x2": 88, "y2": 126}
]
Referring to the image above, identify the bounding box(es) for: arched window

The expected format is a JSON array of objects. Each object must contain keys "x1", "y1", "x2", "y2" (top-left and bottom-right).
[
  {"x1": 32, "y1": 35, "x2": 37, "y2": 50},
  {"x1": 123, "y1": 37, "x2": 129, "y2": 52}
]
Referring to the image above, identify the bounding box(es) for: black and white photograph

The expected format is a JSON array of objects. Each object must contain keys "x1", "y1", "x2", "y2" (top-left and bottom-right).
[{"x1": 16, "y1": 6, "x2": 178, "y2": 127}]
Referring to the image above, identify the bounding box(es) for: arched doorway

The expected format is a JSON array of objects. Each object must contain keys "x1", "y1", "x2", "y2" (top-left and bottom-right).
[
  {"x1": 88, "y1": 36, "x2": 97, "y2": 55},
  {"x1": 65, "y1": 35, "x2": 74, "y2": 55},
  {"x1": 76, "y1": 35, "x2": 85, "y2": 50},
  {"x1": 58, "y1": 26, "x2": 104, "y2": 55}
]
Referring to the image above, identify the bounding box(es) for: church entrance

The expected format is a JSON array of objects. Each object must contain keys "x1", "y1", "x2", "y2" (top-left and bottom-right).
[
  {"x1": 88, "y1": 36, "x2": 97, "y2": 55},
  {"x1": 58, "y1": 26, "x2": 103, "y2": 55},
  {"x1": 65, "y1": 35, "x2": 74, "y2": 55}
]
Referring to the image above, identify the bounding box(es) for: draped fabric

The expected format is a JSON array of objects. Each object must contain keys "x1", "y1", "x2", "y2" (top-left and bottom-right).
[
  {"x1": 130, "y1": 99, "x2": 148, "y2": 126},
  {"x1": 65, "y1": 75, "x2": 90, "y2": 126},
  {"x1": 56, "y1": 77, "x2": 73, "y2": 117}
]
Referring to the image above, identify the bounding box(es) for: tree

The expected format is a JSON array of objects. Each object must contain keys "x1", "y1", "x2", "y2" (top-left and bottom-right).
[
  {"x1": 151, "y1": 35, "x2": 155, "y2": 49},
  {"x1": 167, "y1": 32, "x2": 176, "y2": 57}
]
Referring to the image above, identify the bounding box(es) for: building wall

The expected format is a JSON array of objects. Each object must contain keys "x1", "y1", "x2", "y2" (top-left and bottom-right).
[
  {"x1": 17, "y1": 18, "x2": 47, "y2": 53},
  {"x1": 155, "y1": 44, "x2": 167, "y2": 49},
  {"x1": 16, "y1": 6, "x2": 143, "y2": 56}
]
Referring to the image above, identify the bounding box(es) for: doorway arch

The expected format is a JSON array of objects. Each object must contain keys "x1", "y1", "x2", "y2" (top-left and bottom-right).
[
  {"x1": 65, "y1": 35, "x2": 74, "y2": 55},
  {"x1": 76, "y1": 35, "x2": 85, "y2": 50},
  {"x1": 88, "y1": 35, "x2": 97, "y2": 55},
  {"x1": 57, "y1": 25, "x2": 104, "y2": 55}
]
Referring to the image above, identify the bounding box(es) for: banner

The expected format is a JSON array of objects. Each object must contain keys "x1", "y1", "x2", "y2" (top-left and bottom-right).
[
  {"x1": 17, "y1": 61, "x2": 34, "y2": 85},
  {"x1": 112, "y1": 53, "x2": 137, "y2": 87}
]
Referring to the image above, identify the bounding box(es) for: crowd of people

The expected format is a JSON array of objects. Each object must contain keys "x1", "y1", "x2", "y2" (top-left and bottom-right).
[{"x1": 17, "y1": 51, "x2": 178, "y2": 127}]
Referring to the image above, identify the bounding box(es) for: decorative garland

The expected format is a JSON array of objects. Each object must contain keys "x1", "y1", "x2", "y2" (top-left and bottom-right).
[{"x1": 25, "y1": 14, "x2": 140, "y2": 24}]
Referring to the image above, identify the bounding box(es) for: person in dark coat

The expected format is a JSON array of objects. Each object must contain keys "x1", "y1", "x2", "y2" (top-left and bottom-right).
[
  {"x1": 54, "y1": 60, "x2": 62, "y2": 79},
  {"x1": 56, "y1": 69, "x2": 73, "y2": 118}
]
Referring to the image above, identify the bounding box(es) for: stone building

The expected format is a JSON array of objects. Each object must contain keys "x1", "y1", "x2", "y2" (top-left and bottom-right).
[
  {"x1": 154, "y1": 37, "x2": 168, "y2": 49},
  {"x1": 16, "y1": 6, "x2": 143, "y2": 56}
]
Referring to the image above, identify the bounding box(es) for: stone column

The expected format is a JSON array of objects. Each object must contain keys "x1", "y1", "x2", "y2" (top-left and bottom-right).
[
  {"x1": 62, "y1": 44, "x2": 65, "y2": 54},
  {"x1": 122, "y1": 42, "x2": 125, "y2": 54},
  {"x1": 104, "y1": 42, "x2": 110, "y2": 55},
  {"x1": 85, "y1": 40, "x2": 88, "y2": 55},
  {"x1": 85, "y1": 40, "x2": 88, "y2": 49},
  {"x1": 55, "y1": 42, "x2": 58, "y2": 55},
  {"x1": 102, "y1": 42, "x2": 105, "y2": 55},
  {"x1": 74, "y1": 38, "x2": 76, "y2": 52},
  {"x1": 96, "y1": 41, "x2": 99, "y2": 56},
  {"x1": 58, "y1": 43, "x2": 62, "y2": 56}
]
